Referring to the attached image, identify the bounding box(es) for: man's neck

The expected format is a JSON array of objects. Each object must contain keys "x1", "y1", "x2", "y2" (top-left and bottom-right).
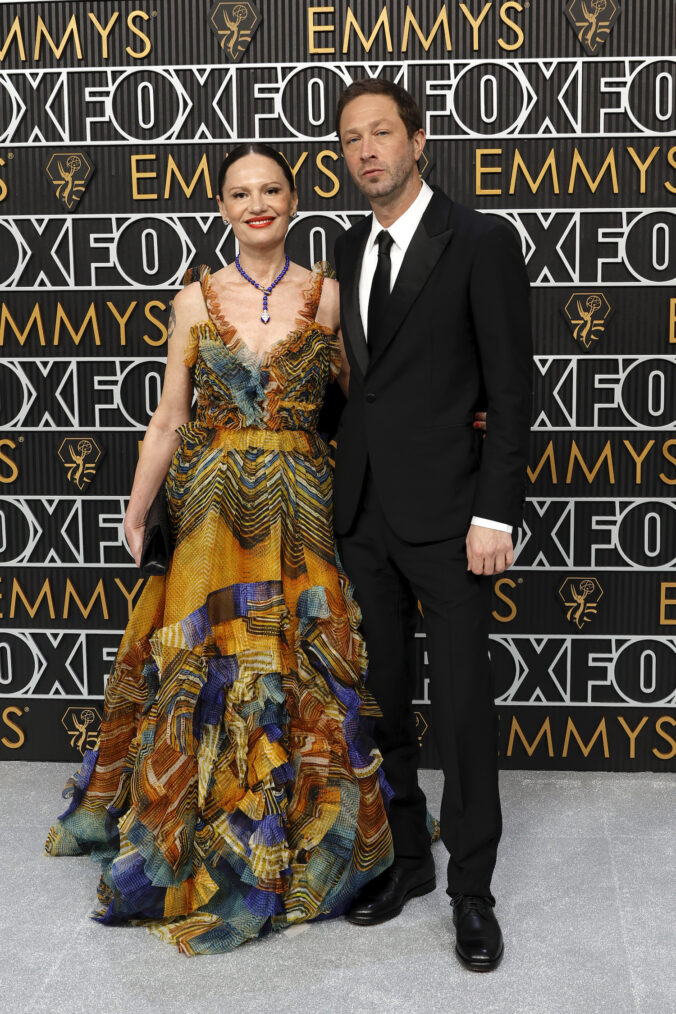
[{"x1": 371, "y1": 176, "x2": 423, "y2": 229}]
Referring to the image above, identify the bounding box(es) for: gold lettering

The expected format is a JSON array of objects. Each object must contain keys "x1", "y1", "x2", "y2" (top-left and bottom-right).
[
  {"x1": 568, "y1": 148, "x2": 619, "y2": 194},
  {"x1": 401, "y1": 6, "x2": 451, "y2": 51},
  {"x1": 510, "y1": 148, "x2": 560, "y2": 195},
  {"x1": 0, "y1": 440, "x2": 19, "y2": 484},
  {"x1": 617, "y1": 715, "x2": 649, "y2": 759},
  {"x1": 34, "y1": 14, "x2": 83, "y2": 61},
  {"x1": 626, "y1": 145, "x2": 660, "y2": 194},
  {"x1": 131, "y1": 154, "x2": 158, "y2": 200},
  {"x1": 308, "y1": 5, "x2": 335, "y2": 54},
  {"x1": 498, "y1": 1, "x2": 525, "y2": 51},
  {"x1": 562, "y1": 717, "x2": 609, "y2": 758},
  {"x1": 11, "y1": 578, "x2": 56, "y2": 620},
  {"x1": 1, "y1": 707, "x2": 25, "y2": 750},
  {"x1": 164, "y1": 153, "x2": 213, "y2": 200},
  {"x1": 342, "y1": 7, "x2": 393, "y2": 53},
  {"x1": 659, "y1": 439, "x2": 676, "y2": 484},
  {"x1": 507, "y1": 715, "x2": 554, "y2": 757},
  {"x1": 566, "y1": 440, "x2": 614, "y2": 485},
  {"x1": 54, "y1": 303, "x2": 101, "y2": 347},
  {"x1": 666, "y1": 146, "x2": 676, "y2": 194},
  {"x1": 88, "y1": 12, "x2": 119, "y2": 58},
  {"x1": 527, "y1": 440, "x2": 557, "y2": 484},
  {"x1": 0, "y1": 304, "x2": 46, "y2": 347},
  {"x1": 114, "y1": 577, "x2": 145, "y2": 621},
  {"x1": 144, "y1": 301, "x2": 168, "y2": 346},
  {"x1": 669, "y1": 297, "x2": 676, "y2": 343},
  {"x1": 315, "y1": 150, "x2": 340, "y2": 198},
  {"x1": 288, "y1": 152, "x2": 309, "y2": 180},
  {"x1": 623, "y1": 438, "x2": 654, "y2": 484},
  {"x1": 0, "y1": 157, "x2": 7, "y2": 202},
  {"x1": 127, "y1": 11, "x2": 152, "y2": 59},
  {"x1": 653, "y1": 715, "x2": 676, "y2": 760},
  {"x1": 63, "y1": 578, "x2": 109, "y2": 620},
  {"x1": 0, "y1": 16, "x2": 27, "y2": 61},
  {"x1": 459, "y1": 2, "x2": 491, "y2": 51},
  {"x1": 659, "y1": 582, "x2": 676, "y2": 625},
  {"x1": 475, "y1": 148, "x2": 502, "y2": 196},
  {"x1": 106, "y1": 301, "x2": 137, "y2": 347},
  {"x1": 492, "y1": 577, "x2": 517, "y2": 623}
]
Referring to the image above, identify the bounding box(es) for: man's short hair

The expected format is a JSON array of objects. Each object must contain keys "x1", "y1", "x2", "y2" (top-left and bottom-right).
[{"x1": 335, "y1": 79, "x2": 423, "y2": 140}]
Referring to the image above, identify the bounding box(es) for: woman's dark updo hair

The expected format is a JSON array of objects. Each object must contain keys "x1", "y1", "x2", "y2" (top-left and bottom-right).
[{"x1": 217, "y1": 143, "x2": 296, "y2": 196}]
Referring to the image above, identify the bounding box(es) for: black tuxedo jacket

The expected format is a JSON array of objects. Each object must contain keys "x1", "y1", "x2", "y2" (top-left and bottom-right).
[{"x1": 332, "y1": 187, "x2": 533, "y2": 544}]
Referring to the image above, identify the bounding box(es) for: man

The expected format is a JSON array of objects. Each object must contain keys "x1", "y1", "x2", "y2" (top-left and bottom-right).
[{"x1": 332, "y1": 79, "x2": 533, "y2": 972}]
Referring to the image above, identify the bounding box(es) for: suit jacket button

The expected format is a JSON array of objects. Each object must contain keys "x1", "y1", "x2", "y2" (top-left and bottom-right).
[{"x1": 366, "y1": 392, "x2": 376, "y2": 403}]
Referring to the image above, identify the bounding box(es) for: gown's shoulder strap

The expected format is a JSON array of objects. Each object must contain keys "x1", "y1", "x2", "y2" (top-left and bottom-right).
[{"x1": 181, "y1": 265, "x2": 211, "y2": 367}]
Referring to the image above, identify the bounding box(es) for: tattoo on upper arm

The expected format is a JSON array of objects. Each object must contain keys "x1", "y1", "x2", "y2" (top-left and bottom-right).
[{"x1": 167, "y1": 303, "x2": 177, "y2": 341}]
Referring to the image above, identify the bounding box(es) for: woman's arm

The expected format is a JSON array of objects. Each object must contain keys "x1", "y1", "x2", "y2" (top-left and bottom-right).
[
  {"x1": 316, "y1": 276, "x2": 350, "y2": 397},
  {"x1": 123, "y1": 285, "x2": 202, "y2": 565}
]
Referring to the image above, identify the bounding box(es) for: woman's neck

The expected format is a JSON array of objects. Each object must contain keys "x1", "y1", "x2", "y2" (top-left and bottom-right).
[{"x1": 236, "y1": 243, "x2": 288, "y2": 286}]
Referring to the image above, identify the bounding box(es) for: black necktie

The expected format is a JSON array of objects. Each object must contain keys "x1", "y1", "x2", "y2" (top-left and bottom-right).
[{"x1": 367, "y1": 230, "x2": 394, "y2": 356}]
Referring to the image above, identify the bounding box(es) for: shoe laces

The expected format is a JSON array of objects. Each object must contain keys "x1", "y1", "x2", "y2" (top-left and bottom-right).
[{"x1": 451, "y1": 894, "x2": 493, "y2": 916}]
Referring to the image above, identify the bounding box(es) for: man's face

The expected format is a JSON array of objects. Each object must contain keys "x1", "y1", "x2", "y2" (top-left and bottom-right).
[{"x1": 339, "y1": 94, "x2": 425, "y2": 202}]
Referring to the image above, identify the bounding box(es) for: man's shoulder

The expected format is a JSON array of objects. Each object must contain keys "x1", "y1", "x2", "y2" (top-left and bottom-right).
[{"x1": 335, "y1": 214, "x2": 371, "y2": 251}]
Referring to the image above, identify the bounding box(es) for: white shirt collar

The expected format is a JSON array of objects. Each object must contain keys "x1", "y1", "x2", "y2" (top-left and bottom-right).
[{"x1": 365, "y1": 178, "x2": 434, "y2": 254}]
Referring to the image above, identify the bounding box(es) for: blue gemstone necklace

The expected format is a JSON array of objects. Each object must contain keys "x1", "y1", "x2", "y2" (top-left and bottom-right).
[{"x1": 234, "y1": 253, "x2": 290, "y2": 324}]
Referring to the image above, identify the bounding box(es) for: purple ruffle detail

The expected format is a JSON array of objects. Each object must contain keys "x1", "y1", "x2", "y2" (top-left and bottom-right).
[
  {"x1": 272, "y1": 761, "x2": 294, "y2": 786},
  {"x1": 264, "y1": 723, "x2": 283, "y2": 743},
  {"x1": 181, "y1": 605, "x2": 212, "y2": 648},
  {"x1": 243, "y1": 885, "x2": 285, "y2": 918},
  {"x1": 378, "y1": 767, "x2": 395, "y2": 808},
  {"x1": 58, "y1": 747, "x2": 99, "y2": 820},
  {"x1": 194, "y1": 654, "x2": 239, "y2": 740},
  {"x1": 250, "y1": 814, "x2": 286, "y2": 847}
]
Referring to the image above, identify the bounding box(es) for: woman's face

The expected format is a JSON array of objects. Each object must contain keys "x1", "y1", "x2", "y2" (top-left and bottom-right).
[{"x1": 217, "y1": 154, "x2": 298, "y2": 248}]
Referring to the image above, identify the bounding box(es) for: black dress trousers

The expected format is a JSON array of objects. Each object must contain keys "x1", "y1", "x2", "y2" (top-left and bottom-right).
[{"x1": 339, "y1": 471, "x2": 502, "y2": 901}]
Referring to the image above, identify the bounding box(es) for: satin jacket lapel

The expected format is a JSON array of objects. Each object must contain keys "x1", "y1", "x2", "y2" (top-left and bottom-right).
[
  {"x1": 368, "y1": 193, "x2": 455, "y2": 371},
  {"x1": 339, "y1": 219, "x2": 370, "y2": 378}
]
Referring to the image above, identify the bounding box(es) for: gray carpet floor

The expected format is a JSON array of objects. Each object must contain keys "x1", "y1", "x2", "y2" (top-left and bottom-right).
[{"x1": 0, "y1": 764, "x2": 673, "y2": 1014}]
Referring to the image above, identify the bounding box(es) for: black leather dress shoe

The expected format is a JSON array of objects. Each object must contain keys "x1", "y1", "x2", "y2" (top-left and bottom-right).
[
  {"x1": 346, "y1": 858, "x2": 436, "y2": 926},
  {"x1": 451, "y1": 895, "x2": 504, "y2": 972}
]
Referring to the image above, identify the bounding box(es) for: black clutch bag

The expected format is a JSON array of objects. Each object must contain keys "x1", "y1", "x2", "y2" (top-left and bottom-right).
[{"x1": 140, "y1": 487, "x2": 171, "y2": 576}]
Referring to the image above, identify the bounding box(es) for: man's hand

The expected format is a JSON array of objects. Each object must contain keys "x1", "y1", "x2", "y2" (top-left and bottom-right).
[{"x1": 466, "y1": 524, "x2": 514, "y2": 575}]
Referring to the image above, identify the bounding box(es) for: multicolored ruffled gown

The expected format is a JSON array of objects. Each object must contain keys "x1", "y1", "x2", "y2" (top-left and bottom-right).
[{"x1": 46, "y1": 263, "x2": 394, "y2": 955}]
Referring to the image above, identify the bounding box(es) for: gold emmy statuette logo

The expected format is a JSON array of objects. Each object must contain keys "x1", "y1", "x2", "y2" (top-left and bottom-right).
[
  {"x1": 58, "y1": 437, "x2": 103, "y2": 490},
  {"x1": 565, "y1": 0, "x2": 621, "y2": 56},
  {"x1": 61, "y1": 706, "x2": 101, "y2": 755},
  {"x1": 208, "y1": 2, "x2": 262, "y2": 62},
  {"x1": 414, "y1": 711, "x2": 428, "y2": 747},
  {"x1": 45, "y1": 152, "x2": 95, "y2": 210},
  {"x1": 564, "y1": 292, "x2": 612, "y2": 350},
  {"x1": 558, "y1": 577, "x2": 604, "y2": 629}
]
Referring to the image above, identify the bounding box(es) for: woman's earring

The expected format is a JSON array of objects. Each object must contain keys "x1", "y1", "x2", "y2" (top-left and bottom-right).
[{"x1": 223, "y1": 218, "x2": 230, "y2": 225}]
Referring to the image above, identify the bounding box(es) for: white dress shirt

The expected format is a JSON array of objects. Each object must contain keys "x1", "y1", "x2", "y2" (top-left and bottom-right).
[{"x1": 358, "y1": 179, "x2": 512, "y2": 537}]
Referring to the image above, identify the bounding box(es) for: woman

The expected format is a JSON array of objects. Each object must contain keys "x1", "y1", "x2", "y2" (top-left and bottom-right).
[{"x1": 46, "y1": 143, "x2": 395, "y2": 955}]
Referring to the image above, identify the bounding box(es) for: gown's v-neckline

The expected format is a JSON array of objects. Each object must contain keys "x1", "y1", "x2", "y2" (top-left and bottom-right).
[{"x1": 204, "y1": 266, "x2": 322, "y2": 367}]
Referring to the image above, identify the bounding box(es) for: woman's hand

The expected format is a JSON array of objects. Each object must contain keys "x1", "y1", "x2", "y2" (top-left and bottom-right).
[
  {"x1": 473, "y1": 410, "x2": 487, "y2": 435},
  {"x1": 124, "y1": 511, "x2": 146, "y2": 567}
]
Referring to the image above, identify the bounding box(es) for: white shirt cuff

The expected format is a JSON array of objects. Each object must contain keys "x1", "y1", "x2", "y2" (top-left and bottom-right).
[{"x1": 471, "y1": 516, "x2": 513, "y2": 535}]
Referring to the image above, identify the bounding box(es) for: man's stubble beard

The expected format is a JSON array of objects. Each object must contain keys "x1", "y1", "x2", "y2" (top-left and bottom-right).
[{"x1": 354, "y1": 153, "x2": 420, "y2": 208}]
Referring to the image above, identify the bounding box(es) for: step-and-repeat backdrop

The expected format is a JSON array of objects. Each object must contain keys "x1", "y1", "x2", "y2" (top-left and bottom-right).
[{"x1": 0, "y1": 1, "x2": 674, "y2": 770}]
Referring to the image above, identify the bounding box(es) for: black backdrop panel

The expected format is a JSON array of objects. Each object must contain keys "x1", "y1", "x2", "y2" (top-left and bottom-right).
[{"x1": 1, "y1": 1, "x2": 674, "y2": 771}]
